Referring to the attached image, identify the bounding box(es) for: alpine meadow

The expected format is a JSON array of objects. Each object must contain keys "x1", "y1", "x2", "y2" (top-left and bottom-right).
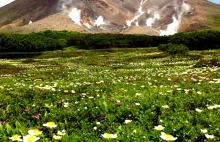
[{"x1": 0, "y1": 0, "x2": 220, "y2": 142}]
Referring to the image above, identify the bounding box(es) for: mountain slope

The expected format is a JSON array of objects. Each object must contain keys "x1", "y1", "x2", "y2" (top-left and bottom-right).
[{"x1": 0, "y1": 0, "x2": 220, "y2": 35}]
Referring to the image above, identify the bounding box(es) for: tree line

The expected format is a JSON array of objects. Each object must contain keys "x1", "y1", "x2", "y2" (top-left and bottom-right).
[{"x1": 0, "y1": 30, "x2": 219, "y2": 53}]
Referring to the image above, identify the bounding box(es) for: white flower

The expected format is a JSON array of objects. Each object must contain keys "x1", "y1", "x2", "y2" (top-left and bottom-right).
[
  {"x1": 9, "y1": 134, "x2": 22, "y2": 141},
  {"x1": 57, "y1": 130, "x2": 66, "y2": 136},
  {"x1": 214, "y1": 104, "x2": 220, "y2": 108},
  {"x1": 23, "y1": 135, "x2": 40, "y2": 142},
  {"x1": 102, "y1": 133, "x2": 117, "y2": 139},
  {"x1": 75, "y1": 101, "x2": 79, "y2": 104},
  {"x1": 135, "y1": 103, "x2": 140, "y2": 106},
  {"x1": 197, "y1": 91, "x2": 202, "y2": 95},
  {"x1": 195, "y1": 108, "x2": 202, "y2": 112},
  {"x1": 124, "y1": 119, "x2": 132, "y2": 124},
  {"x1": 201, "y1": 129, "x2": 208, "y2": 133},
  {"x1": 70, "y1": 90, "x2": 75, "y2": 93},
  {"x1": 154, "y1": 125, "x2": 165, "y2": 131},
  {"x1": 162, "y1": 105, "x2": 169, "y2": 108},
  {"x1": 28, "y1": 129, "x2": 42, "y2": 136},
  {"x1": 160, "y1": 132, "x2": 177, "y2": 141},
  {"x1": 43, "y1": 122, "x2": 57, "y2": 128},
  {"x1": 93, "y1": 127, "x2": 97, "y2": 130},
  {"x1": 205, "y1": 134, "x2": 215, "y2": 139},
  {"x1": 64, "y1": 102, "x2": 69, "y2": 108},
  {"x1": 53, "y1": 135, "x2": 62, "y2": 140},
  {"x1": 207, "y1": 105, "x2": 220, "y2": 109},
  {"x1": 96, "y1": 122, "x2": 100, "y2": 125},
  {"x1": 135, "y1": 93, "x2": 142, "y2": 96}
]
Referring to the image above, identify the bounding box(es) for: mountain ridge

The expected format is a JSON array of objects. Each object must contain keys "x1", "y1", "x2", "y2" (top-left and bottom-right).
[{"x1": 0, "y1": 0, "x2": 220, "y2": 35}]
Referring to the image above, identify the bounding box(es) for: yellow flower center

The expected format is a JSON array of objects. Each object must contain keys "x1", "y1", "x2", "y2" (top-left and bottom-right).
[
  {"x1": 54, "y1": 135, "x2": 61, "y2": 139},
  {"x1": 165, "y1": 134, "x2": 173, "y2": 139},
  {"x1": 58, "y1": 131, "x2": 63, "y2": 135},
  {"x1": 158, "y1": 126, "x2": 163, "y2": 130},
  {"x1": 47, "y1": 122, "x2": 55, "y2": 127},
  {"x1": 33, "y1": 129, "x2": 41, "y2": 135},
  {"x1": 105, "y1": 134, "x2": 111, "y2": 138},
  {"x1": 27, "y1": 135, "x2": 34, "y2": 142},
  {"x1": 12, "y1": 135, "x2": 19, "y2": 140}
]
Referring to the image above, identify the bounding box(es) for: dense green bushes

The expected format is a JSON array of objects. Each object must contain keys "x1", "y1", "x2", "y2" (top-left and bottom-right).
[
  {"x1": 0, "y1": 33, "x2": 67, "y2": 52},
  {"x1": 169, "y1": 30, "x2": 220, "y2": 50},
  {"x1": 0, "y1": 30, "x2": 219, "y2": 55},
  {"x1": 158, "y1": 43, "x2": 189, "y2": 55}
]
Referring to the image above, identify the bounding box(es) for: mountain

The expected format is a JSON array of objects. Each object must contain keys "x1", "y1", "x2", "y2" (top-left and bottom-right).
[{"x1": 0, "y1": 0, "x2": 220, "y2": 35}]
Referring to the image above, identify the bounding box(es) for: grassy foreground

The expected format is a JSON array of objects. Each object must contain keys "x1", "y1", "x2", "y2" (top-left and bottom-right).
[{"x1": 0, "y1": 47, "x2": 220, "y2": 141}]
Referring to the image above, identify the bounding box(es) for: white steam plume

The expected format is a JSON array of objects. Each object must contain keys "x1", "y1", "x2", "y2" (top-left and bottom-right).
[
  {"x1": 160, "y1": 16, "x2": 179, "y2": 36},
  {"x1": 68, "y1": 8, "x2": 81, "y2": 26},
  {"x1": 126, "y1": 0, "x2": 146, "y2": 27},
  {"x1": 146, "y1": 13, "x2": 160, "y2": 27},
  {"x1": 94, "y1": 16, "x2": 105, "y2": 27},
  {"x1": 58, "y1": 0, "x2": 80, "y2": 10},
  {"x1": 160, "y1": 2, "x2": 191, "y2": 36}
]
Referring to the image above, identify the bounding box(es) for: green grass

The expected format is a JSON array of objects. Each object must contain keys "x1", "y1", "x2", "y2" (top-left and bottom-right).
[{"x1": 0, "y1": 47, "x2": 220, "y2": 141}]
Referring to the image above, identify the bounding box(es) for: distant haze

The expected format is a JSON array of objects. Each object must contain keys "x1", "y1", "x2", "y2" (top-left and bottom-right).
[{"x1": 0, "y1": 0, "x2": 14, "y2": 7}]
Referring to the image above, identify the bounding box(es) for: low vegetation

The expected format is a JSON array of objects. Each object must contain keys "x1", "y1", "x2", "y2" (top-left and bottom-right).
[
  {"x1": 0, "y1": 47, "x2": 220, "y2": 141},
  {"x1": 158, "y1": 43, "x2": 189, "y2": 55}
]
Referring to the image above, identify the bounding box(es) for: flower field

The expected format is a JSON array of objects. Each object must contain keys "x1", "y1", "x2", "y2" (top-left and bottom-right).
[{"x1": 0, "y1": 47, "x2": 220, "y2": 141}]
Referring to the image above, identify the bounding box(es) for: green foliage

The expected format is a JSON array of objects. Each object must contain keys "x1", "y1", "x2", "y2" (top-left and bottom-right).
[
  {"x1": 158, "y1": 43, "x2": 189, "y2": 55},
  {"x1": 0, "y1": 30, "x2": 220, "y2": 58},
  {"x1": 169, "y1": 30, "x2": 220, "y2": 50}
]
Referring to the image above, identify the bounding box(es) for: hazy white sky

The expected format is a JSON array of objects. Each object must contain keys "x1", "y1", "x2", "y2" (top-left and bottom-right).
[{"x1": 0, "y1": 0, "x2": 15, "y2": 7}]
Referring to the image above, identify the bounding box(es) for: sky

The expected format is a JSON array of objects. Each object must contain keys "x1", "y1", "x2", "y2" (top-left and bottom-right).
[
  {"x1": 209, "y1": 0, "x2": 220, "y2": 4},
  {"x1": 0, "y1": 0, "x2": 15, "y2": 7}
]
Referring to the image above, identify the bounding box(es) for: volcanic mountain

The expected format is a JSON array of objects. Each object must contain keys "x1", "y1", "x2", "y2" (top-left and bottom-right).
[{"x1": 0, "y1": 0, "x2": 220, "y2": 35}]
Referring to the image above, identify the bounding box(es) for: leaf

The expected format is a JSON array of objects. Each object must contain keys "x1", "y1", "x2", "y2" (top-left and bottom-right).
[
  {"x1": 0, "y1": 124, "x2": 4, "y2": 133},
  {"x1": 15, "y1": 121, "x2": 21, "y2": 129},
  {"x1": 6, "y1": 123, "x2": 12, "y2": 135},
  {"x1": 103, "y1": 101, "x2": 108, "y2": 112},
  {"x1": 6, "y1": 105, "x2": 11, "y2": 113}
]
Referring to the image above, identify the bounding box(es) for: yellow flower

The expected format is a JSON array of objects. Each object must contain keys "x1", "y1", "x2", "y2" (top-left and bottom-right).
[
  {"x1": 102, "y1": 133, "x2": 117, "y2": 139},
  {"x1": 28, "y1": 129, "x2": 42, "y2": 136},
  {"x1": 43, "y1": 122, "x2": 57, "y2": 128},
  {"x1": 23, "y1": 135, "x2": 40, "y2": 142},
  {"x1": 9, "y1": 134, "x2": 22, "y2": 141},
  {"x1": 53, "y1": 135, "x2": 62, "y2": 140},
  {"x1": 160, "y1": 132, "x2": 177, "y2": 141},
  {"x1": 154, "y1": 125, "x2": 165, "y2": 131},
  {"x1": 57, "y1": 130, "x2": 66, "y2": 136}
]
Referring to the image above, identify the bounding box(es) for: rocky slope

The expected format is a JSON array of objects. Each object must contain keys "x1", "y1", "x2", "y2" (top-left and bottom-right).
[{"x1": 0, "y1": 0, "x2": 220, "y2": 35}]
